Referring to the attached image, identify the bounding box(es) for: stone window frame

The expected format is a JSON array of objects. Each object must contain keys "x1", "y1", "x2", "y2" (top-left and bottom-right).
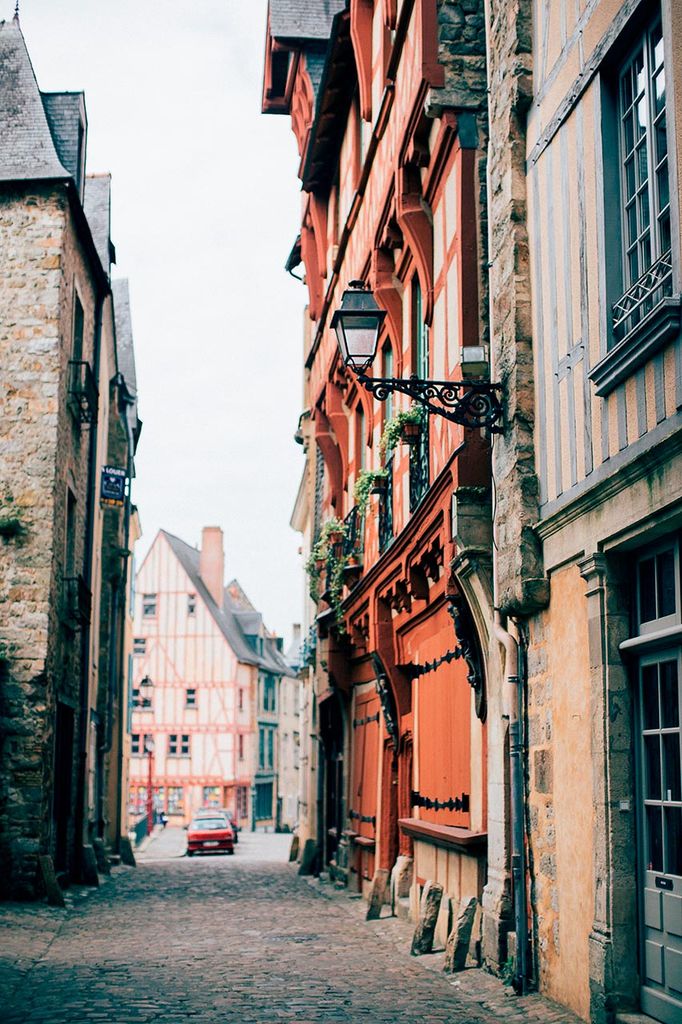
[{"x1": 590, "y1": 6, "x2": 681, "y2": 398}]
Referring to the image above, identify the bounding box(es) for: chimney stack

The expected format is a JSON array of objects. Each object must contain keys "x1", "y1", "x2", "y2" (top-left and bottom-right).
[
  {"x1": 199, "y1": 526, "x2": 224, "y2": 607},
  {"x1": 292, "y1": 623, "x2": 302, "y2": 647}
]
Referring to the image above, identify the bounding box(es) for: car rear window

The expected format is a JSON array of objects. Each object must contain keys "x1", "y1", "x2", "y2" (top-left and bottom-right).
[{"x1": 190, "y1": 817, "x2": 228, "y2": 830}]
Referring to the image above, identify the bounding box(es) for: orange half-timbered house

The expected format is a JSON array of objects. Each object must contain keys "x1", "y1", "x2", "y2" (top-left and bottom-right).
[{"x1": 264, "y1": 0, "x2": 493, "y2": 945}]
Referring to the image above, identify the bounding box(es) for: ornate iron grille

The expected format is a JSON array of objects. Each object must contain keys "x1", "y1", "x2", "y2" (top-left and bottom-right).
[
  {"x1": 313, "y1": 446, "x2": 324, "y2": 543},
  {"x1": 378, "y1": 456, "x2": 393, "y2": 554},
  {"x1": 612, "y1": 250, "x2": 673, "y2": 339},
  {"x1": 342, "y1": 505, "x2": 364, "y2": 561},
  {"x1": 408, "y1": 408, "x2": 429, "y2": 512}
]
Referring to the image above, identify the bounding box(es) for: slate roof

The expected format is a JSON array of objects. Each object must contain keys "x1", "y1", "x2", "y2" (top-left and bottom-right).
[
  {"x1": 161, "y1": 531, "x2": 294, "y2": 677},
  {"x1": 0, "y1": 18, "x2": 69, "y2": 182},
  {"x1": 112, "y1": 279, "x2": 141, "y2": 440},
  {"x1": 84, "y1": 175, "x2": 111, "y2": 276},
  {"x1": 269, "y1": 0, "x2": 346, "y2": 41},
  {"x1": 42, "y1": 92, "x2": 85, "y2": 184}
]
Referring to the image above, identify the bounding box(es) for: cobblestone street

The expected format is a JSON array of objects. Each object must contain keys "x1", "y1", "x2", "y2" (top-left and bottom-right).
[{"x1": 0, "y1": 830, "x2": 583, "y2": 1024}]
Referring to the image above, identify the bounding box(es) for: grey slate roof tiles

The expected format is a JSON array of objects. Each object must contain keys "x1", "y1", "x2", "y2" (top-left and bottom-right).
[
  {"x1": 162, "y1": 530, "x2": 294, "y2": 676},
  {"x1": 42, "y1": 91, "x2": 85, "y2": 184},
  {"x1": 84, "y1": 174, "x2": 112, "y2": 276},
  {"x1": 269, "y1": 0, "x2": 345, "y2": 41},
  {"x1": 0, "y1": 18, "x2": 69, "y2": 182}
]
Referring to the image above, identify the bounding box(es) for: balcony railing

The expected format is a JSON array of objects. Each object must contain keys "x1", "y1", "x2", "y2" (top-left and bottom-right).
[
  {"x1": 299, "y1": 624, "x2": 317, "y2": 669},
  {"x1": 343, "y1": 505, "x2": 364, "y2": 561},
  {"x1": 61, "y1": 575, "x2": 92, "y2": 629},
  {"x1": 378, "y1": 457, "x2": 394, "y2": 554},
  {"x1": 408, "y1": 409, "x2": 429, "y2": 512},
  {"x1": 612, "y1": 250, "x2": 673, "y2": 340},
  {"x1": 68, "y1": 360, "x2": 98, "y2": 425}
]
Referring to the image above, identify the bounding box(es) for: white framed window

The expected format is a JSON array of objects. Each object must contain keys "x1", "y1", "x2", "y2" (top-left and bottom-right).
[
  {"x1": 133, "y1": 637, "x2": 146, "y2": 655},
  {"x1": 614, "y1": 17, "x2": 672, "y2": 338},
  {"x1": 185, "y1": 688, "x2": 196, "y2": 708},
  {"x1": 142, "y1": 593, "x2": 157, "y2": 618}
]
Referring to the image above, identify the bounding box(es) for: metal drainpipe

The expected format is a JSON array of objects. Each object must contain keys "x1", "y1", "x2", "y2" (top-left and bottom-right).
[
  {"x1": 493, "y1": 610, "x2": 528, "y2": 994},
  {"x1": 111, "y1": 391, "x2": 135, "y2": 852},
  {"x1": 74, "y1": 288, "x2": 105, "y2": 878}
]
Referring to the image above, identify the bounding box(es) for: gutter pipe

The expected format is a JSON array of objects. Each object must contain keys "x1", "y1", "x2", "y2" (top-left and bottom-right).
[
  {"x1": 74, "y1": 288, "x2": 105, "y2": 880},
  {"x1": 493, "y1": 610, "x2": 528, "y2": 994}
]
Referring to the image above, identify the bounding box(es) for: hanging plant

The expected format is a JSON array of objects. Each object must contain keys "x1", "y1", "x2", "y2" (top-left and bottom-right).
[
  {"x1": 304, "y1": 517, "x2": 349, "y2": 617},
  {"x1": 353, "y1": 468, "x2": 388, "y2": 516},
  {"x1": 378, "y1": 405, "x2": 423, "y2": 460}
]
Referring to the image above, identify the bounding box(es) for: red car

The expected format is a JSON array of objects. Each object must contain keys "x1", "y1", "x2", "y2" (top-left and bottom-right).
[{"x1": 186, "y1": 813, "x2": 234, "y2": 856}]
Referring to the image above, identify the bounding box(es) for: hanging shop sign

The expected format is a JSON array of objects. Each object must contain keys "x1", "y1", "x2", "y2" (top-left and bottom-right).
[{"x1": 100, "y1": 466, "x2": 126, "y2": 508}]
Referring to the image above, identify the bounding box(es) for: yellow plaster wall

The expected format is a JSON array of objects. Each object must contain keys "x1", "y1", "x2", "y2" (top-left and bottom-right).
[{"x1": 528, "y1": 563, "x2": 593, "y2": 1020}]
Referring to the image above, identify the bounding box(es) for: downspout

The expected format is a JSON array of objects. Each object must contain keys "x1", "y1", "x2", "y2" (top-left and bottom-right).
[
  {"x1": 74, "y1": 288, "x2": 105, "y2": 878},
  {"x1": 111, "y1": 381, "x2": 136, "y2": 851},
  {"x1": 493, "y1": 610, "x2": 528, "y2": 994}
]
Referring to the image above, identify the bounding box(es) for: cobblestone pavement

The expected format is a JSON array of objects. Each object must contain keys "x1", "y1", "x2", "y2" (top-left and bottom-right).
[{"x1": 0, "y1": 830, "x2": 583, "y2": 1024}]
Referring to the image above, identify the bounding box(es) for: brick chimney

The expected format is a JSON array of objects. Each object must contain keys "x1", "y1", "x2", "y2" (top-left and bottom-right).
[{"x1": 199, "y1": 526, "x2": 224, "y2": 607}]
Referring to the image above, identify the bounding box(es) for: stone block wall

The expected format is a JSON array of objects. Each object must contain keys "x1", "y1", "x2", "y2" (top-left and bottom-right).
[{"x1": 0, "y1": 183, "x2": 100, "y2": 896}]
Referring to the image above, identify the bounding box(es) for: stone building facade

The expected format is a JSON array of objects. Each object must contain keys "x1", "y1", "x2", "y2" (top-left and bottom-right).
[
  {"x1": 264, "y1": 2, "x2": 682, "y2": 1023},
  {"x1": 0, "y1": 17, "x2": 141, "y2": 898}
]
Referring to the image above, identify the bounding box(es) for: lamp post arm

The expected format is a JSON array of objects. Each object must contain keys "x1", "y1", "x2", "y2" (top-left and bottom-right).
[{"x1": 356, "y1": 373, "x2": 504, "y2": 432}]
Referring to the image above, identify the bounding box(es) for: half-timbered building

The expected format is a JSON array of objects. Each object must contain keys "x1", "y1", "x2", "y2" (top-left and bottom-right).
[
  {"x1": 265, "y1": 0, "x2": 492, "y2": 952},
  {"x1": 129, "y1": 527, "x2": 296, "y2": 830}
]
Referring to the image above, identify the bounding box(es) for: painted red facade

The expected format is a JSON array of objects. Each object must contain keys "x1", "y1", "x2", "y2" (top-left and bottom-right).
[{"x1": 265, "y1": 0, "x2": 491, "y2": 932}]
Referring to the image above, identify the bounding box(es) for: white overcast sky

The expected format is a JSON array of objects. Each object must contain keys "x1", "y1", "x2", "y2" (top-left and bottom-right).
[{"x1": 15, "y1": 0, "x2": 308, "y2": 642}]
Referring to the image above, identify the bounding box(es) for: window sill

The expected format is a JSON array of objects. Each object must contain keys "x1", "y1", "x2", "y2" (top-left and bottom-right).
[
  {"x1": 398, "y1": 818, "x2": 487, "y2": 853},
  {"x1": 590, "y1": 296, "x2": 682, "y2": 397}
]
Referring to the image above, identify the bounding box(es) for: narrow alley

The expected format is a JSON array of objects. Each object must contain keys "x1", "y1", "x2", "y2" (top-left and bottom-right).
[{"x1": 0, "y1": 831, "x2": 581, "y2": 1024}]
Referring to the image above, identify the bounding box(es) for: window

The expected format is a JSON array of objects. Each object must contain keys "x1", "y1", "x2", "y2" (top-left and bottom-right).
[
  {"x1": 187, "y1": 594, "x2": 196, "y2": 616},
  {"x1": 72, "y1": 293, "x2": 84, "y2": 363},
  {"x1": 355, "y1": 404, "x2": 366, "y2": 471},
  {"x1": 258, "y1": 726, "x2": 275, "y2": 770},
  {"x1": 65, "y1": 489, "x2": 77, "y2": 576},
  {"x1": 185, "y1": 688, "x2": 197, "y2": 708},
  {"x1": 411, "y1": 277, "x2": 429, "y2": 378},
  {"x1": 131, "y1": 733, "x2": 152, "y2": 755},
  {"x1": 381, "y1": 343, "x2": 394, "y2": 422},
  {"x1": 237, "y1": 785, "x2": 249, "y2": 819},
  {"x1": 636, "y1": 543, "x2": 679, "y2": 635},
  {"x1": 142, "y1": 593, "x2": 157, "y2": 618},
  {"x1": 614, "y1": 18, "x2": 672, "y2": 340},
  {"x1": 168, "y1": 733, "x2": 190, "y2": 756},
  {"x1": 293, "y1": 731, "x2": 300, "y2": 770},
  {"x1": 133, "y1": 637, "x2": 146, "y2": 656},
  {"x1": 131, "y1": 687, "x2": 152, "y2": 709},
  {"x1": 262, "y1": 675, "x2": 277, "y2": 713},
  {"x1": 238, "y1": 733, "x2": 244, "y2": 761},
  {"x1": 202, "y1": 786, "x2": 221, "y2": 806},
  {"x1": 238, "y1": 688, "x2": 244, "y2": 712},
  {"x1": 167, "y1": 787, "x2": 184, "y2": 814}
]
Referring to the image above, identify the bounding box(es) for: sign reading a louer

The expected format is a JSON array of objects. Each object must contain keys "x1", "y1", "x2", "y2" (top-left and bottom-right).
[{"x1": 100, "y1": 466, "x2": 127, "y2": 507}]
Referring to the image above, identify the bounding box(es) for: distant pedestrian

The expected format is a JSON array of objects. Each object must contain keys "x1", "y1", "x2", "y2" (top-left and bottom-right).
[{"x1": 160, "y1": 812, "x2": 168, "y2": 829}]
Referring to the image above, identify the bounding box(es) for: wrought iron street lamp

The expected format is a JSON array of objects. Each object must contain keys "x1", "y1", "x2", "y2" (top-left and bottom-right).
[{"x1": 332, "y1": 281, "x2": 503, "y2": 431}]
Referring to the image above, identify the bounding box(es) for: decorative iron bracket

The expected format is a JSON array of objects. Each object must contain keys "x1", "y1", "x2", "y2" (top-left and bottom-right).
[
  {"x1": 357, "y1": 372, "x2": 503, "y2": 431},
  {"x1": 411, "y1": 790, "x2": 470, "y2": 813},
  {"x1": 447, "y1": 593, "x2": 486, "y2": 721},
  {"x1": 370, "y1": 651, "x2": 400, "y2": 749}
]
